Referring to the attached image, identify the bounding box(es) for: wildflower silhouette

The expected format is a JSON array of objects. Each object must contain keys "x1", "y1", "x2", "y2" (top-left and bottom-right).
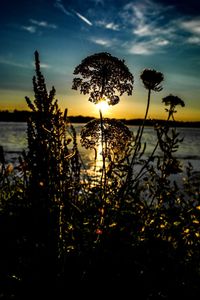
[
  {"x1": 81, "y1": 118, "x2": 133, "y2": 171},
  {"x1": 140, "y1": 68, "x2": 164, "y2": 122},
  {"x1": 123, "y1": 68, "x2": 164, "y2": 192},
  {"x1": 72, "y1": 52, "x2": 134, "y2": 182},
  {"x1": 72, "y1": 52, "x2": 134, "y2": 106},
  {"x1": 133, "y1": 68, "x2": 164, "y2": 156},
  {"x1": 81, "y1": 118, "x2": 132, "y2": 152},
  {"x1": 162, "y1": 94, "x2": 185, "y2": 121},
  {"x1": 72, "y1": 52, "x2": 134, "y2": 236}
]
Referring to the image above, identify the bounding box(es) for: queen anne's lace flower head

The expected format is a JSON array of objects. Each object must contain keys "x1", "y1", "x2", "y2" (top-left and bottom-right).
[
  {"x1": 140, "y1": 68, "x2": 164, "y2": 92},
  {"x1": 80, "y1": 118, "x2": 133, "y2": 153},
  {"x1": 72, "y1": 52, "x2": 134, "y2": 105}
]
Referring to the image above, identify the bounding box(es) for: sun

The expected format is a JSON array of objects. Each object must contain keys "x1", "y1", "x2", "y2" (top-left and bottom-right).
[{"x1": 96, "y1": 100, "x2": 109, "y2": 113}]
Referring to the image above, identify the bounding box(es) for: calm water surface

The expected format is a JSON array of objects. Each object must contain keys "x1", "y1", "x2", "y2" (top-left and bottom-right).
[{"x1": 0, "y1": 122, "x2": 200, "y2": 171}]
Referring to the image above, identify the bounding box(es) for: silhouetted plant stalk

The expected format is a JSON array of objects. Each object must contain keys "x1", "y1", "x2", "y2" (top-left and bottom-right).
[
  {"x1": 121, "y1": 69, "x2": 164, "y2": 198},
  {"x1": 73, "y1": 52, "x2": 133, "y2": 232},
  {"x1": 133, "y1": 94, "x2": 185, "y2": 184},
  {"x1": 136, "y1": 69, "x2": 164, "y2": 148},
  {"x1": 24, "y1": 51, "x2": 81, "y2": 276}
]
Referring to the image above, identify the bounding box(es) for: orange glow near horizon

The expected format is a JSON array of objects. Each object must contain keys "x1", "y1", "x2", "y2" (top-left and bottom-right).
[{"x1": 0, "y1": 91, "x2": 200, "y2": 122}]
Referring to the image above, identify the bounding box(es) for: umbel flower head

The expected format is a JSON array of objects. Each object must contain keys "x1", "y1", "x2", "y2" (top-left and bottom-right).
[
  {"x1": 162, "y1": 94, "x2": 185, "y2": 120},
  {"x1": 80, "y1": 118, "x2": 133, "y2": 153},
  {"x1": 162, "y1": 94, "x2": 185, "y2": 108},
  {"x1": 72, "y1": 52, "x2": 134, "y2": 105},
  {"x1": 140, "y1": 68, "x2": 164, "y2": 92}
]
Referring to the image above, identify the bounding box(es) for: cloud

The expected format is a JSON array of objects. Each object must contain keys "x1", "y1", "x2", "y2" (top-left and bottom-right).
[
  {"x1": 54, "y1": 0, "x2": 71, "y2": 16},
  {"x1": 0, "y1": 56, "x2": 51, "y2": 69},
  {"x1": 30, "y1": 19, "x2": 57, "y2": 29},
  {"x1": 154, "y1": 38, "x2": 169, "y2": 46},
  {"x1": 128, "y1": 43, "x2": 152, "y2": 55},
  {"x1": 21, "y1": 26, "x2": 36, "y2": 33},
  {"x1": 31, "y1": 62, "x2": 51, "y2": 69},
  {"x1": 22, "y1": 19, "x2": 57, "y2": 34},
  {"x1": 180, "y1": 19, "x2": 200, "y2": 35},
  {"x1": 122, "y1": 0, "x2": 174, "y2": 38},
  {"x1": 90, "y1": 37, "x2": 112, "y2": 47},
  {"x1": 117, "y1": 0, "x2": 185, "y2": 55},
  {"x1": 127, "y1": 37, "x2": 169, "y2": 55},
  {"x1": 177, "y1": 18, "x2": 200, "y2": 45},
  {"x1": 187, "y1": 36, "x2": 200, "y2": 45},
  {"x1": 96, "y1": 20, "x2": 119, "y2": 31},
  {"x1": 0, "y1": 57, "x2": 29, "y2": 68},
  {"x1": 134, "y1": 24, "x2": 152, "y2": 37},
  {"x1": 40, "y1": 63, "x2": 51, "y2": 69}
]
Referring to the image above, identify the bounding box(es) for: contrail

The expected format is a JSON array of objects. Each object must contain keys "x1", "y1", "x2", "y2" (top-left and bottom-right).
[
  {"x1": 55, "y1": 0, "x2": 93, "y2": 26},
  {"x1": 73, "y1": 10, "x2": 93, "y2": 26}
]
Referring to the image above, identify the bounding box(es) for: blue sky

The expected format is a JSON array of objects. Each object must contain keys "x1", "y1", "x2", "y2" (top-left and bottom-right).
[{"x1": 0, "y1": 0, "x2": 200, "y2": 120}]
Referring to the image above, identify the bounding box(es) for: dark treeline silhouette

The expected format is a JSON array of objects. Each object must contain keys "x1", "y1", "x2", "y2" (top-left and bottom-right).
[{"x1": 0, "y1": 110, "x2": 200, "y2": 127}]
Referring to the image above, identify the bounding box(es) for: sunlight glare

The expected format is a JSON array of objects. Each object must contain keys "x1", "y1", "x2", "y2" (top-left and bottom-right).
[{"x1": 96, "y1": 100, "x2": 109, "y2": 113}]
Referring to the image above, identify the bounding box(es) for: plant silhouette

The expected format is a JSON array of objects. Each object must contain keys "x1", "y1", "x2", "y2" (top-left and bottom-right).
[
  {"x1": 162, "y1": 94, "x2": 185, "y2": 121},
  {"x1": 72, "y1": 52, "x2": 134, "y2": 233},
  {"x1": 72, "y1": 52, "x2": 134, "y2": 105}
]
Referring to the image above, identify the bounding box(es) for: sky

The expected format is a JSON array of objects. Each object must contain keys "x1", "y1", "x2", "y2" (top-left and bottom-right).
[{"x1": 0, "y1": 0, "x2": 200, "y2": 121}]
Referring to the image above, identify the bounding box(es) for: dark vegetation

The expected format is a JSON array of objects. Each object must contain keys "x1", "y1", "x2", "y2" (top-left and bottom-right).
[
  {"x1": 0, "y1": 51, "x2": 200, "y2": 298},
  {"x1": 1, "y1": 110, "x2": 200, "y2": 127}
]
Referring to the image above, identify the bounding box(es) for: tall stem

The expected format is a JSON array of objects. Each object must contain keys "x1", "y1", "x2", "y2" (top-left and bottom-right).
[
  {"x1": 120, "y1": 88, "x2": 151, "y2": 199},
  {"x1": 131, "y1": 89, "x2": 151, "y2": 167},
  {"x1": 99, "y1": 109, "x2": 107, "y2": 197},
  {"x1": 138, "y1": 88, "x2": 151, "y2": 145}
]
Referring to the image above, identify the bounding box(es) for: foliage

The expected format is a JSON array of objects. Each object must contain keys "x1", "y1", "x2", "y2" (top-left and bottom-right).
[{"x1": 0, "y1": 51, "x2": 199, "y2": 298}]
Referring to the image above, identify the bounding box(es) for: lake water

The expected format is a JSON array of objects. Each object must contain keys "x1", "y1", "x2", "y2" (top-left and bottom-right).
[{"x1": 0, "y1": 122, "x2": 200, "y2": 172}]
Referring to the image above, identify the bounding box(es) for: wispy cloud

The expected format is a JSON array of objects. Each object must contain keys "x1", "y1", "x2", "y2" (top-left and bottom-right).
[
  {"x1": 178, "y1": 18, "x2": 200, "y2": 45},
  {"x1": 31, "y1": 62, "x2": 51, "y2": 69},
  {"x1": 180, "y1": 19, "x2": 200, "y2": 35},
  {"x1": 128, "y1": 43, "x2": 152, "y2": 55},
  {"x1": 22, "y1": 26, "x2": 36, "y2": 34},
  {"x1": 118, "y1": 0, "x2": 179, "y2": 55},
  {"x1": 96, "y1": 20, "x2": 119, "y2": 31},
  {"x1": 127, "y1": 37, "x2": 169, "y2": 55},
  {"x1": 22, "y1": 19, "x2": 57, "y2": 34},
  {"x1": 55, "y1": 0, "x2": 93, "y2": 26},
  {"x1": 0, "y1": 55, "x2": 51, "y2": 69},
  {"x1": 54, "y1": 0, "x2": 72, "y2": 16},
  {"x1": 122, "y1": 0, "x2": 174, "y2": 37},
  {"x1": 0, "y1": 57, "x2": 29, "y2": 68},
  {"x1": 30, "y1": 19, "x2": 57, "y2": 29},
  {"x1": 187, "y1": 36, "x2": 200, "y2": 45},
  {"x1": 90, "y1": 37, "x2": 112, "y2": 47}
]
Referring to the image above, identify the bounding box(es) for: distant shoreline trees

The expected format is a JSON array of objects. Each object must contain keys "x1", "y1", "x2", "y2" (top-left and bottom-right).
[{"x1": 0, "y1": 109, "x2": 200, "y2": 127}]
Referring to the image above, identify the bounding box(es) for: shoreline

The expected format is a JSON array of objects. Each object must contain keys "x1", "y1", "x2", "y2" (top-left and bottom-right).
[{"x1": 0, "y1": 111, "x2": 200, "y2": 127}]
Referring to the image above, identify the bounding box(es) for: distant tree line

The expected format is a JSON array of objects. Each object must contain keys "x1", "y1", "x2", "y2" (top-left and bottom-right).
[{"x1": 0, "y1": 109, "x2": 200, "y2": 127}]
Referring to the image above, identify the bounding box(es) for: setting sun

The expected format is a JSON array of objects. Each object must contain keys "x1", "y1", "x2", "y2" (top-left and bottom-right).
[{"x1": 96, "y1": 100, "x2": 110, "y2": 113}]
